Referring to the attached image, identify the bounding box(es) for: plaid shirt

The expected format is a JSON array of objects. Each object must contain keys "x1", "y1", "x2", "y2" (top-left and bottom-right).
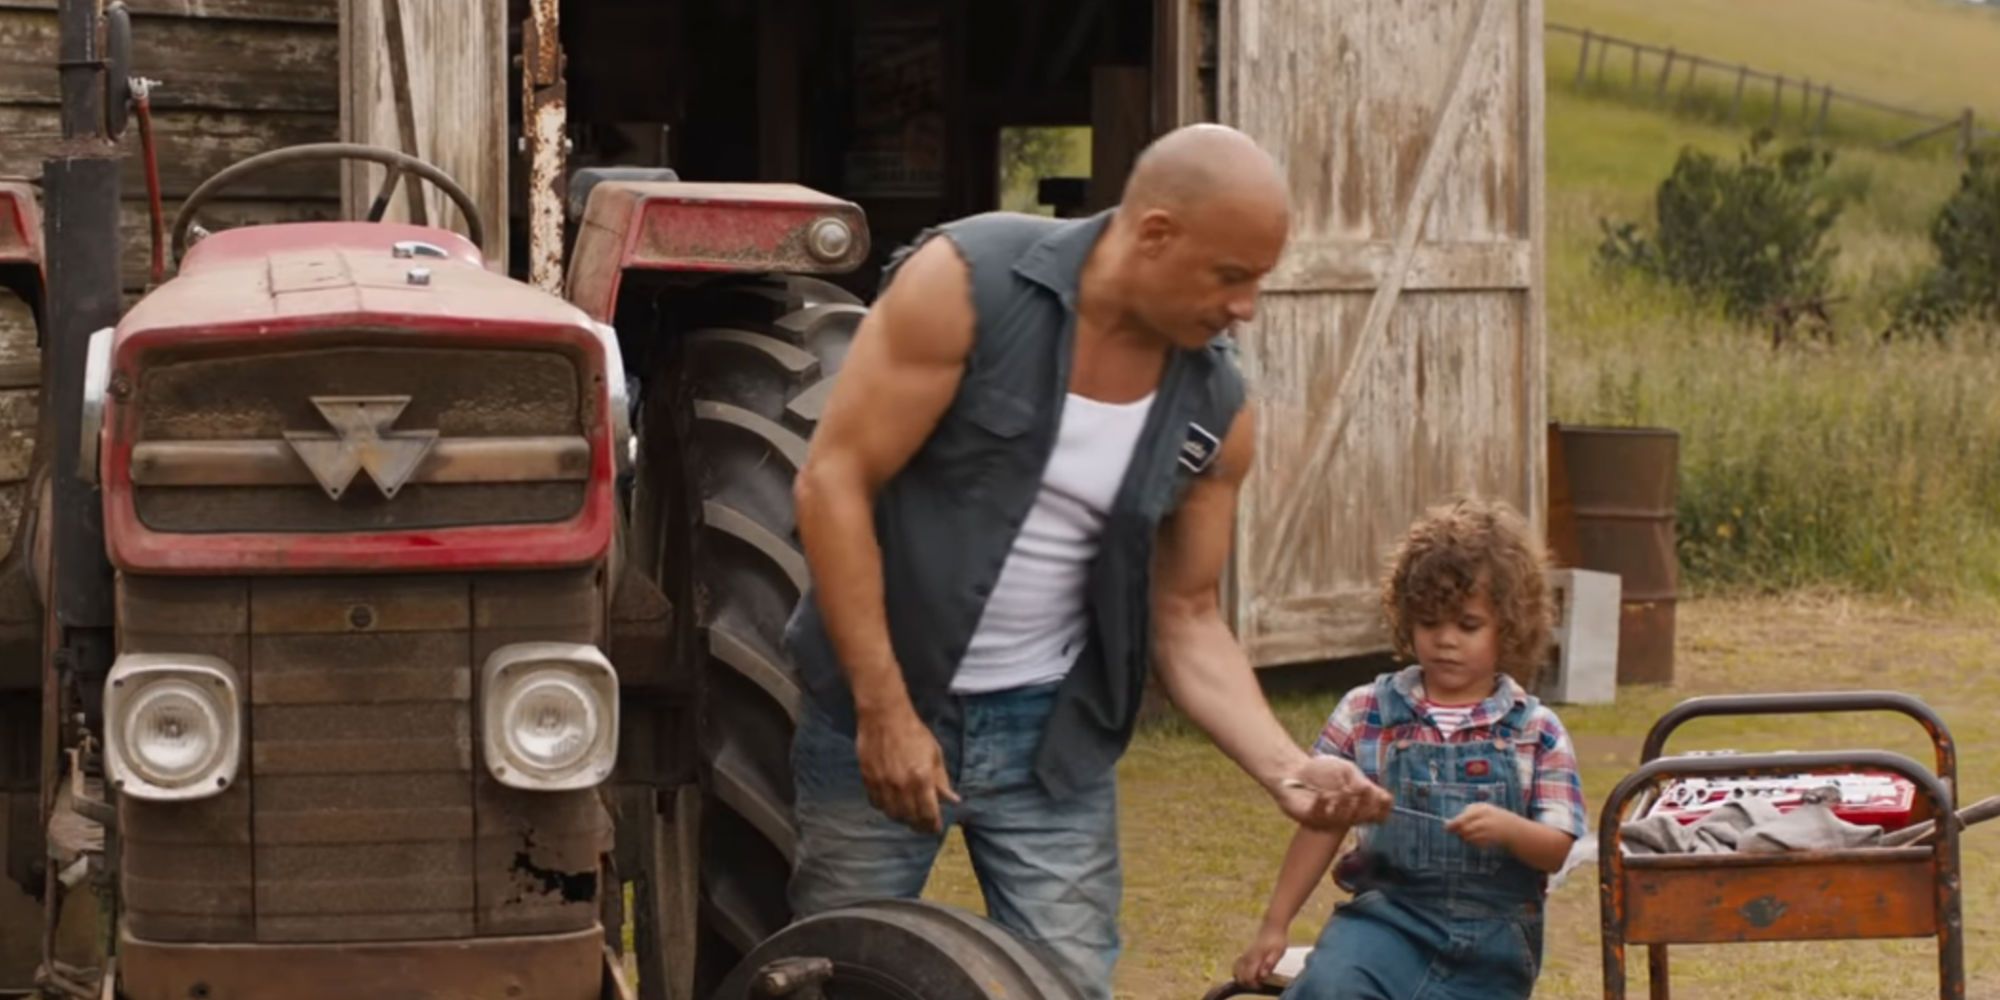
[{"x1": 1312, "y1": 665, "x2": 1587, "y2": 839}]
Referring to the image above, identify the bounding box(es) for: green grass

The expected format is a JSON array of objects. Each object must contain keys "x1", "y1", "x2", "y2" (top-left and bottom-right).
[
  {"x1": 1548, "y1": 0, "x2": 2000, "y2": 125},
  {"x1": 1545, "y1": 68, "x2": 2000, "y2": 601},
  {"x1": 923, "y1": 597, "x2": 2000, "y2": 998}
]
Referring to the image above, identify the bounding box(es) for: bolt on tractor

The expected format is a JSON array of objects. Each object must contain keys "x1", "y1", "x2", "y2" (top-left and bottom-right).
[{"x1": 0, "y1": 12, "x2": 1090, "y2": 1000}]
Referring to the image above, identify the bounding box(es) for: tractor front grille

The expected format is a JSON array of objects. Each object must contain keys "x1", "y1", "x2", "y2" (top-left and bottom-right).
[
  {"x1": 130, "y1": 344, "x2": 588, "y2": 534},
  {"x1": 117, "y1": 569, "x2": 611, "y2": 945}
]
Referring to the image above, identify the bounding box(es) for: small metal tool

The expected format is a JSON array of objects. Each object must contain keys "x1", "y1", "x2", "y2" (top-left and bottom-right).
[{"x1": 1280, "y1": 778, "x2": 1451, "y2": 823}]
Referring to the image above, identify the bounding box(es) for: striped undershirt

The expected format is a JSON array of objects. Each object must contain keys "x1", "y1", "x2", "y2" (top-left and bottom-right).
[{"x1": 1420, "y1": 699, "x2": 1479, "y2": 739}]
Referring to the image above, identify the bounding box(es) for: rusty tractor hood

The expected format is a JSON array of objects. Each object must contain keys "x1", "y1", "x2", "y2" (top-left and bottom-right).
[{"x1": 122, "y1": 222, "x2": 594, "y2": 339}]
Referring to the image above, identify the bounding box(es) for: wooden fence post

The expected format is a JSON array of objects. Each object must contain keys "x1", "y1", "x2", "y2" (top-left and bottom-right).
[
  {"x1": 1597, "y1": 35, "x2": 1610, "y2": 82},
  {"x1": 1627, "y1": 43, "x2": 1638, "y2": 86},
  {"x1": 1656, "y1": 47, "x2": 1676, "y2": 98},
  {"x1": 1771, "y1": 75, "x2": 1785, "y2": 128},
  {"x1": 1801, "y1": 77, "x2": 1814, "y2": 121},
  {"x1": 1814, "y1": 85, "x2": 1833, "y2": 137},
  {"x1": 1576, "y1": 30, "x2": 1592, "y2": 88},
  {"x1": 1731, "y1": 65, "x2": 1748, "y2": 122},
  {"x1": 1683, "y1": 56, "x2": 1698, "y2": 100}
]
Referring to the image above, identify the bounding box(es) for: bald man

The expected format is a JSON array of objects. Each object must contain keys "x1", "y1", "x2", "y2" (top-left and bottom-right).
[{"x1": 784, "y1": 124, "x2": 1392, "y2": 996}]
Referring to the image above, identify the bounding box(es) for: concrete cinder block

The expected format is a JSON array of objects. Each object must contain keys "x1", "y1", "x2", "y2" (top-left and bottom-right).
[{"x1": 1541, "y1": 568, "x2": 1622, "y2": 705}]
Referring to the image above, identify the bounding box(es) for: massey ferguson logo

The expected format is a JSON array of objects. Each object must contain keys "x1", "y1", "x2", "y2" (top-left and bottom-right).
[{"x1": 284, "y1": 395, "x2": 439, "y2": 500}]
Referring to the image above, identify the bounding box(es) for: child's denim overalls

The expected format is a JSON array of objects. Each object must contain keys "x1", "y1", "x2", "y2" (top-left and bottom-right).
[{"x1": 1283, "y1": 678, "x2": 1547, "y2": 1000}]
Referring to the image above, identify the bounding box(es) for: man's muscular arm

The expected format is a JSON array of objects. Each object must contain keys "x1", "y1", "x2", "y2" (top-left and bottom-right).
[
  {"x1": 793, "y1": 237, "x2": 974, "y2": 834},
  {"x1": 1151, "y1": 406, "x2": 1392, "y2": 829}
]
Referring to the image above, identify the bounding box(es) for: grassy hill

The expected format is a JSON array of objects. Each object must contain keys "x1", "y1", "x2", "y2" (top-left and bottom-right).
[
  {"x1": 1548, "y1": 0, "x2": 2000, "y2": 122},
  {"x1": 1536, "y1": 1, "x2": 2000, "y2": 601}
]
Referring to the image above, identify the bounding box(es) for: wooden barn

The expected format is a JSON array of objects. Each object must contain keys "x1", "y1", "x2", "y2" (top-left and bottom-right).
[
  {"x1": 0, "y1": 0, "x2": 1546, "y2": 668},
  {"x1": 0, "y1": 0, "x2": 1547, "y2": 989}
]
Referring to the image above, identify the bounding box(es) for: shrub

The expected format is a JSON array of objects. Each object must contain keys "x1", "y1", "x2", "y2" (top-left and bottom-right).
[
  {"x1": 1599, "y1": 131, "x2": 1845, "y2": 344},
  {"x1": 1888, "y1": 153, "x2": 2000, "y2": 340}
]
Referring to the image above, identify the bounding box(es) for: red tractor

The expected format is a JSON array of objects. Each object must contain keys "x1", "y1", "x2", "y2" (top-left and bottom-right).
[{"x1": 4, "y1": 54, "x2": 1084, "y2": 1000}]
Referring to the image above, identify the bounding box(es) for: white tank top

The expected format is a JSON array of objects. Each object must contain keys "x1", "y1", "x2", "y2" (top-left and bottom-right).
[{"x1": 952, "y1": 391, "x2": 1156, "y2": 694}]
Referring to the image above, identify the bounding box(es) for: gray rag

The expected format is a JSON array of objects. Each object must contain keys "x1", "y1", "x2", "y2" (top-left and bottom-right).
[{"x1": 1620, "y1": 800, "x2": 1885, "y2": 855}]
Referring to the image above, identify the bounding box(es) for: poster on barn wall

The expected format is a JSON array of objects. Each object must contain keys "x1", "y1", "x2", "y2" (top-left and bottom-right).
[{"x1": 844, "y1": 0, "x2": 945, "y2": 198}]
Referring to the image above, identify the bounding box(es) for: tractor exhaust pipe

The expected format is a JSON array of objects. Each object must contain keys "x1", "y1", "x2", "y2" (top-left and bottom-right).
[{"x1": 44, "y1": 0, "x2": 121, "y2": 707}]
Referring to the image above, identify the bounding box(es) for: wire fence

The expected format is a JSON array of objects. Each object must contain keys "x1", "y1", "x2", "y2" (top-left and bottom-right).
[{"x1": 1550, "y1": 22, "x2": 1999, "y2": 157}]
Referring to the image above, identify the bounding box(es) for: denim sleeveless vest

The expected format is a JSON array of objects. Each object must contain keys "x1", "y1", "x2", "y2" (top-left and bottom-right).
[{"x1": 783, "y1": 210, "x2": 1247, "y2": 797}]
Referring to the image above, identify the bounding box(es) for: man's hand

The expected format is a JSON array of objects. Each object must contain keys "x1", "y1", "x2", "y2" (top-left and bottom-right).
[
  {"x1": 1276, "y1": 756, "x2": 1393, "y2": 829},
  {"x1": 1444, "y1": 802, "x2": 1521, "y2": 848},
  {"x1": 855, "y1": 702, "x2": 960, "y2": 834},
  {"x1": 1150, "y1": 407, "x2": 1397, "y2": 832},
  {"x1": 793, "y1": 236, "x2": 975, "y2": 834}
]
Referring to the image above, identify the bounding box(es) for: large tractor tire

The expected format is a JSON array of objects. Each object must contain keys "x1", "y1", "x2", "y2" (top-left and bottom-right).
[
  {"x1": 630, "y1": 275, "x2": 865, "y2": 996},
  {"x1": 0, "y1": 278, "x2": 42, "y2": 990},
  {"x1": 712, "y1": 900, "x2": 1086, "y2": 1000}
]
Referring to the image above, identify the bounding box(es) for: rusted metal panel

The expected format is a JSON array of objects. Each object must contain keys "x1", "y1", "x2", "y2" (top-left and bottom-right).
[
  {"x1": 118, "y1": 924, "x2": 605, "y2": 1000},
  {"x1": 564, "y1": 183, "x2": 870, "y2": 323},
  {"x1": 116, "y1": 570, "x2": 618, "y2": 950},
  {"x1": 472, "y1": 569, "x2": 612, "y2": 936},
  {"x1": 1215, "y1": 0, "x2": 1545, "y2": 666},
  {"x1": 523, "y1": 0, "x2": 566, "y2": 293},
  {"x1": 118, "y1": 577, "x2": 256, "y2": 942},
  {"x1": 471, "y1": 568, "x2": 603, "y2": 662},
  {"x1": 1624, "y1": 851, "x2": 1937, "y2": 944},
  {"x1": 473, "y1": 772, "x2": 612, "y2": 937},
  {"x1": 248, "y1": 575, "x2": 475, "y2": 942},
  {"x1": 254, "y1": 843, "x2": 475, "y2": 942},
  {"x1": 251, "y1": 573, "x2": 470, "y2": 633},
  {"x1": 339, "y1": 0, "x2": 509, "y2": 265}
]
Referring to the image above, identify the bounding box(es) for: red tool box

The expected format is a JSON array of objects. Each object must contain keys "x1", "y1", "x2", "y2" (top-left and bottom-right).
[{"x1": 1643, "y1": 760, "x2": 1920, "y2": 830}]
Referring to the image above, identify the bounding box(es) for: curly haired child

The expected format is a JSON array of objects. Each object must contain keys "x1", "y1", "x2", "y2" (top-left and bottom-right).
[{"x1": 1234, "y1": 497, "x2": 1586, "y2": 999}]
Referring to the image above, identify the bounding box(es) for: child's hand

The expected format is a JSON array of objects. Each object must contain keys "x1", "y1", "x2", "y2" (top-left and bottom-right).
[
  {"x1": 1234, "y1": 923, "x2": 1290, "y2": 987},
  {"x1": 1444, "y1": 802, "x2": 1520, "y2": 848}
]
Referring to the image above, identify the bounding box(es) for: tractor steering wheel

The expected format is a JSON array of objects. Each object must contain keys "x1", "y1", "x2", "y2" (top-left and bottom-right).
[{"x1": 171, "y1": 143, "x2": 486, "y2": 266}]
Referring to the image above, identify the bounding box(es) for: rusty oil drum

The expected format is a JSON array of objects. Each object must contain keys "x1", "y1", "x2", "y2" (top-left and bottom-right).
[{"x1": 1549, "y1": 425, "x2": 1679, "y2": 685}]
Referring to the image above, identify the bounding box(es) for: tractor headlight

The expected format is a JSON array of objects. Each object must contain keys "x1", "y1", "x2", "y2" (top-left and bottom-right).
[
  {"x1": 482, "y1": 642, "x2": 618, "y2": 790},
  {"x1": 105, "y1": 654, "x2": 242, "y2": 801}
]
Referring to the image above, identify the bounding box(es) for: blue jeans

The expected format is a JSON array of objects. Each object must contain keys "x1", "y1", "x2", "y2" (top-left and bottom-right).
[
  {"x1": 1282, "y1": 675, "x2": 1547, "y2": 999},
  {"x1": 1282, "y1": 890, "x2": 1542, "y2": 1000},
  {"x1": 789, "y1": 682, "x2": 1121, "y2": 1000}
]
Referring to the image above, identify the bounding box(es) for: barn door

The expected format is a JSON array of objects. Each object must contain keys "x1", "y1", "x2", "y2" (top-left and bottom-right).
[
  {"x1": 1214, "y1": 0, "x2": 1547, "y2": 666},
  {"x1": 339, "y1": 0, "x2": 510, "y2": 267}
]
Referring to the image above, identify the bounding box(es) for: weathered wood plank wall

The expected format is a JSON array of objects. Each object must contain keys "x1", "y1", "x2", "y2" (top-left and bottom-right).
[
  {"x1": 1218, "y1": 0, "x2": 1546, "y2": 666},
  {"x1": 339, "y1": 0, "x2": 508, "y2": 265},
  {"x1": 0, "y1": 0, "x2": 341, "y2": 292}
]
